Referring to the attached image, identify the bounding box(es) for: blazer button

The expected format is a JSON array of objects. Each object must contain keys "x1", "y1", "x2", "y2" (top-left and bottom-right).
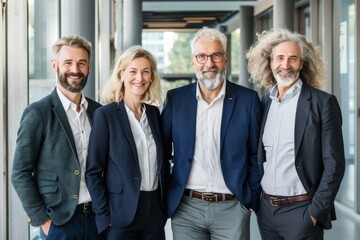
[
  {"x1": 73, "y1": 195, "x2": 78, "y2": 199},
  {"x1": 27, "y1": 216, "x2": 31, "y2": 222},
  {"x1": 74, "y1": 170, "x2": 80, "y2": 175}
]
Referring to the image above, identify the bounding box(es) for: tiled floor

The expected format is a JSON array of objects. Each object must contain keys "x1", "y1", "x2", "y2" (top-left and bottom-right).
[{"x1": 165, "y1": 201, "x2": 360, "y2": 240}]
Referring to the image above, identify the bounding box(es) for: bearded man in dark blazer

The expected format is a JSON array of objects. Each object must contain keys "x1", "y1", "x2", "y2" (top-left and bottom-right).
[
  {"x1": 162, "y1": 27, "x2": 262, "y2": 240},
  {"x1": 11, "y1": 35, "x2": 102, "y2": 239},
  {"x1": 246, "y1": 28, "x2": 345, "y2": 240}
]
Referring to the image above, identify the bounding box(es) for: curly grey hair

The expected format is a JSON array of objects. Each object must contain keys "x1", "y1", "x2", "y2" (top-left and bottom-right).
[{"x1": 246, "y1": 28, "x2": 326, "y2": 89}]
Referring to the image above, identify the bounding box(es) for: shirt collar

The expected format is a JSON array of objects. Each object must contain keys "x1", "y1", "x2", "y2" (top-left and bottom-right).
[
  {"x1": 56, "y1": 86, "x2": 88, "y2": 111},
  {"x1": 124, "y1": 103, "x2": 147, "y2": 123},
  {"x1": 269, "y1": 79, "x2": 303, "y2": 101}
]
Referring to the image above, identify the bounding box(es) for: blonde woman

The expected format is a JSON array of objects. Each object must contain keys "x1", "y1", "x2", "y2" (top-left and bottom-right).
[{"x1": 86, "y1": 45, "x2": 167, "y2": 240}]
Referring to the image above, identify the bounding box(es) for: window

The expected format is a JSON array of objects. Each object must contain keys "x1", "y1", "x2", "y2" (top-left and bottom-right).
[
  {"x1": 28, "y1": 2, "x2": 60, "y2": 238},
  {"x1": 333, "y1": 0, "x2": 355, "y2": 209},
  {"x1": 28, "y1": 0, "x2": 59, "y2": 104},
  {"x1": 142, "y1": 31, "x2": 195, "y2": 94},
  {"x1": 296, "y1": 3, "x2": 311, "y2": 39}
]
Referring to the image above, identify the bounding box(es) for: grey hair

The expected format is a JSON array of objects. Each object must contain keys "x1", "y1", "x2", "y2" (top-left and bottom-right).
[
  {"x1": 246, "y1": 28, "x2": 326, "y2": 89},
  {"x1": 190, "y1": 26, "x2": 227, "y2": 54}
]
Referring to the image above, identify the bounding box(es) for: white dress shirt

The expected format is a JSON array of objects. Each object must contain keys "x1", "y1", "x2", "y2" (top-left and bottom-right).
[
  {"x1": 56, "y1": 86, "x2": 92, "y2": 204},
  {"x1": 261, "y1": 80, "x2": 307, "y2": 196},
  {"x1": 186, "y1": 80, "x2": 232, "y2": 194},
  {"x1": 125, "y1": 104, "x2": 158, "y2": 191}
]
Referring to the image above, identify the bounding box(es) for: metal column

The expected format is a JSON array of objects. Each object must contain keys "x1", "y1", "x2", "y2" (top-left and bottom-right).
[
  {"x1": 60, "y1": 0, "x2": 96, "y2": 99},
  {"x1": 239, "y1": 6, "x2": 254, "y2": 89},
  {"x1": 273, "y1": 0, "x2": 295, "y2": 30},
  {"x1": 123, "y1": 0, "x2": 143, "y2": 49}
]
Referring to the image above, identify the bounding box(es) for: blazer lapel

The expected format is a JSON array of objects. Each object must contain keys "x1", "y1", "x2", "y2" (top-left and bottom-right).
[
  {"x1": 116, "y1": 101, "x2": 139, "y2": 165},
  {"x1": 220, "y1": 81, "x2": 236, "y2": 149},
  {"x1": 257, "y1": 94, "x2": 272, "y2": 171},
  {"x1": 181, "y1": 83, "x2": 197, "y2": 151},
  {"x1": 259, "y1": 95, "x2": 272, "y2": 142},
  {"x1": 294, "y1": 84, "x2": 311, "y2": 157},
  {"x1": 146, "y1": 105, "x2": 162, "y2": 170},
  {"x1": 51, "y1": 89, "x2": 78, "y2": 160}
]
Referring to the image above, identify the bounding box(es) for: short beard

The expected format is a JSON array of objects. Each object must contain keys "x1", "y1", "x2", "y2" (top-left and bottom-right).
[
  {"x1": 57, "y1": 68, "x2": 87, "y2": 93},
  {"x1": 273, "y1": 69, "x2": 300, "y2": 87},
  {"x1": 196, "y1": 67, "x2": 225, "y2": 90}
]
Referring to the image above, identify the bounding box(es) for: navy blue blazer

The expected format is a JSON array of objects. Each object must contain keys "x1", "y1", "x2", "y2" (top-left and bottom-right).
[
  {"x1": 161, "y1": 80, "x2": 262, "y2": 217},
  {"x1": 86, "y1": 101, "x2": 166, "y2": 233},
  {"x1": 11, "y1": 89, "x2": 101, "y2": 227},
  {"x1": 258, "y1": 83, "x2": 345, "y2": 229}
]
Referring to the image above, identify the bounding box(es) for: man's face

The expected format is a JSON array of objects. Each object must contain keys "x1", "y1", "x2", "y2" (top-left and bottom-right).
[
  {"x1": 271, "y1": 41, "x2": 303, "y2": 87},
  {"x1": 51, "y1": 46, "x2": 91, "y2": 93},
  {"x1": 192, "y1": 38, "x2": 227, "y2": 90}
]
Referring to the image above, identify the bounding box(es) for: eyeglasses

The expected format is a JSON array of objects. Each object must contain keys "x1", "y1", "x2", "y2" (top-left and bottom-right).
[{"x1": 194, "y1": 52, "x2": 224, "y2": 64}]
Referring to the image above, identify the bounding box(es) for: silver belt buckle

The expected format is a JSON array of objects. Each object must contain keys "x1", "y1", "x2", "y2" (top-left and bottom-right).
[
  {"x1": 201, "y1": 193, "x2": 218, "y2": 201},
  {"x1": 83, "y1": 202, "x2": 91, "y2": 213}
]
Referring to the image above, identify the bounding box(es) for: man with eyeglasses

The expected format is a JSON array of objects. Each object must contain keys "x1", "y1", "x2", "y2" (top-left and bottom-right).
[{"x1": 161, "y1": 26, "x2": 262, "y2": 240}]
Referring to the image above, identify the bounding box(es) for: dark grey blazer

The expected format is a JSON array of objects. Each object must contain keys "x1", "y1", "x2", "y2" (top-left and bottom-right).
[
  {"x1": 258, "y1": 83, "x2": 346, "y2": 229},
  {"x1": 11, "y1": 88, "x2": 101, "y2": 227}
]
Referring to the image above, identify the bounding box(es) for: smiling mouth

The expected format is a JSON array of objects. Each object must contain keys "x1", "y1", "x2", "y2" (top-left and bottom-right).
[
  {"x1": 278, "y1": 69, "x2": 296, "y2": 76},
  {"x1": 68, "y1": 76, "x2": 81, "y2": 80},
  {"x1": 203, "y1": 69, "x2": 218, "y2": 73},
  {"x1": 66, "y1": 73, "x2": 84, "y2": 79},
  {"x1": 133, "y1": 82, "x2": 146, "y2": 87}
]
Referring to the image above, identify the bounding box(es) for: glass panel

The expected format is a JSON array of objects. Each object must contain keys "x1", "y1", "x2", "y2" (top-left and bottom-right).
[
  {"x1": 142, "y1": 31, "x2": 195, "y2": 95},
  {"x1": 28, "y1": 0, "x2": 59, "y2": 238},
  {"x1": 230, "y1": 28, "x2": 240, "y2": 83},
  {"x1": 334, "y1": 0, "x2": 355, "y2": 208},
  {"x1": 0, "y1": 2, "x2": 4, "y2": 238},
  {"x1": 29, "y1": 0, "x2": 59, "y2": 104},
  {"x1": 255, "y1": 9, "x2": 272, "y2": 34},
  {"x1": 297, "y1": 4, "x2": 311, "y2": 39}
]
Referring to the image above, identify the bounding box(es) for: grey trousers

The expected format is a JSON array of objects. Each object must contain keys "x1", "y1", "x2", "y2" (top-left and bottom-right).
[
  {"x1": 257, "y1": 195, "x2": 324, "y2": 240},
  {"x1": 171, "y1": 195, "x2": 251, "y2": 240}
]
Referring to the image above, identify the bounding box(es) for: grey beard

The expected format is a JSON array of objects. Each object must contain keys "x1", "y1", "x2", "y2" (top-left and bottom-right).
[
  {"x1": 197, "y1": 71, "x2": 225, "y2": 90},
  {"x1": 274, "y1": 70, "x2": 300, "y2": 87}
]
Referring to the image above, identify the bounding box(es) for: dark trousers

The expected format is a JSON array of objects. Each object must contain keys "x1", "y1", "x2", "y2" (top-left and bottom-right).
[
  {"x1": 40, "y1": 211, "x2": 101, "y2": 240},
  {"x1": 106, "y1": 189, "x2": 167, "y2": 240},
  {"x1": 257, "y1": 195, "x2": 324, "y2": 240}
]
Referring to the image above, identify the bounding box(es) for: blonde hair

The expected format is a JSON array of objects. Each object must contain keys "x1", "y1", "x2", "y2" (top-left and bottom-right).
[
  {"x1": 246, "y1": 28, "x2": 326, "y2": 89},
  {"x1": 101, "y1": 45, "x2": 162, "y2": 105},
  {"x1": 52, "y1": 35, "x2": 92, "y2": 60}
]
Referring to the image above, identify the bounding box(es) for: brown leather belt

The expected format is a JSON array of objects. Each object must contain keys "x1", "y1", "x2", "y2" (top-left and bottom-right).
[
  {"x1": 184, "y1": 189, "x2": 234, "y2": 202},
  {"x1": 262, "y1": 191, "x2": 311, "y2": 207}
]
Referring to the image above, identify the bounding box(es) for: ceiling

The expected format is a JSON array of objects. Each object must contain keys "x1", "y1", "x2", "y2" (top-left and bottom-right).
[{"x1": 142, "y1": 0, "x2": 259, "y2": 31}]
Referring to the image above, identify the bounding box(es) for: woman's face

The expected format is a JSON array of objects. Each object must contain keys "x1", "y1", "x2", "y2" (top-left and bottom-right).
[{"x1": 121, "y1": 57, "x2": 152, "y2": 99}]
